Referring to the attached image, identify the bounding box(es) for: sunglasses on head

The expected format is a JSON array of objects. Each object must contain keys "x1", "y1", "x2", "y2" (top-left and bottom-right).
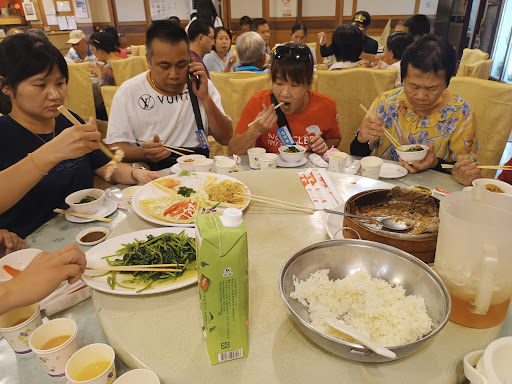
[{"x1": 273, "y1": 45, "x2": 311, "y2": 62}]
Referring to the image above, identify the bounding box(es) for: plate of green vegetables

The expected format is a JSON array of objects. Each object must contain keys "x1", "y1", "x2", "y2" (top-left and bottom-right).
[{"x1": 82, "y1": 227, "x2": 197, "y2": 295}]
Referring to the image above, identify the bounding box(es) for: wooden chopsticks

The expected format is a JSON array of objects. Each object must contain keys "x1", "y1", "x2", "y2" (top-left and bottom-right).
[
  {"x1": 248, "y1": 102, "x2": 286, "y2": 127},
  {"x1": 441, "y1": 164, "x2": 512, "y2": 170},
  {"x1": 53, "y1": 208, "x2": 113, "y2": 222},
  {"x1": 359, "y1": 104, "x2": 404, "y2": 151},
  {"x1": 137, "y1": 138, "x2": 189, "y2": 156},
  {"x1": 237, "y1": 193, "x2": 316, "y2": 214},
  {"x1": 57, "y1": 105, "x2": 115, "y2": 159}
]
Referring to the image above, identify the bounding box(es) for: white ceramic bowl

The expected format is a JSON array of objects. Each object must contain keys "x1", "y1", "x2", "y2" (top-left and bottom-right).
[
  {"x1": 76, "y1": 227, "x2": 109, "y2": 246},
  {"x1": 395, "y1": 144, "x2": 429, "y2": 162},
  {"x1": 176, "y1": 154, "x2": 207, "y2": 172},
  {"x1": 0, "y1": 248, "x2": 42, "y2": 282},
  {"x1": 472, "y1": 178, "x2": 512, "y2": 194},
  {"x1": 65, "y1": 188, "x2": 105, "y2": 215},
  {"x1": 278, "y1": 145, "x2": 306, "y2": 163}
]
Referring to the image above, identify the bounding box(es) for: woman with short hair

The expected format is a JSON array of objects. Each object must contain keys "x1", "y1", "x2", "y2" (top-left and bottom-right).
[
  {"x1": 89, "y1": 32, "x2": 123, "y2": 87},
  {"x1": 329, "y1": 25, "x2": 363, "y2": 70},
  {"x1": 228, "y1": 43, "x2": 341, "y2": 155},
  {"x1": 351, "y1": 34, "x2": 481, "y2": 185},
  {"x1": 288, "y1": 24, "x2": 317, "y2": 65},
  {"x1": 203, "y1": 27, "x2": 238, "y2": 73},
  {"x1": 0, "y1": 34, "x2": 162, "y2": 237}
]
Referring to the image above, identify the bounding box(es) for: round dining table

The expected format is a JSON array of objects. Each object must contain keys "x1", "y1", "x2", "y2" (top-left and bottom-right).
[{"x1": 1, "y1": 158, "x2": 511, "y2": 384}]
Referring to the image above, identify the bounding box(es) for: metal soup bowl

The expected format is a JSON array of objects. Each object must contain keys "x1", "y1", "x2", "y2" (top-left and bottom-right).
[{"x1": 279, "y1": 239, "x2": 451, "y2": 363}]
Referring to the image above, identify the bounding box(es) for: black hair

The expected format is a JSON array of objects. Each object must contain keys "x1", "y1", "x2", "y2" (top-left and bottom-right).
[
  {"x1": 0, "y1": 34, "x2": 68, "y2": 114},
  {"x1": 291, "y1": 24, "x2": 307, "y2": 36},
  {"x1": 26, "y1": 29, "x2": 49, "y2": 42},
  {"x1": 146, "y1": 20, "x2": 189, "y2": 61},
  {"x1": 100, "y1": 25, "x2": 121, "y2": 48},
  {"x1": 403, "y1": 14, "x2": 431, "y2": 37},
  {"x1": 401, "y1": 34, "x2": 456, "y2": 86},
  {"x1": 239, "y1": 16, "x2": 251, "y2": 27},
  {"x1": 212, "y1": 26, "x2": 232, "y2": 52},
  {"x1": 332, "y1": 24, "x2": 363, "y2": 63},
  {"x1": 169, "y1": 16, "x2": 181, "y2": 24},
  {"x1": 89, "y1": 32, "x2": 119, "y2": 54},
  {"x1": 271, "y1": 43, "x2": 313, "y2": 87},
  {"x1": 188, "y1": 19, "x2": 213, "y2": 42},
  {"x1": 196, "y1": 0, "x2": 218, "y2": 26},
  {"x1": 250, "y1": 18, "x2": 269, "y2": 32},
  {"x1": 386, "y1": 31, "x2": 414, "y2": 60}
]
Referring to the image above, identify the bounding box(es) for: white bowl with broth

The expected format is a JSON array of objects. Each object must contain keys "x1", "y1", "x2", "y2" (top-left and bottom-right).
[
  {"x1": 278, "y1": 145, "x2": 306, "y2": 163},
  {"x1": 176, "y1": 155, "x2": 206, "y2": 172},
  {"x1": 65, "y1": 189, "x2": 105, "y2": 215},
  {"x1": 472, "y1": 178, "x2": 512, "y2": 195}
]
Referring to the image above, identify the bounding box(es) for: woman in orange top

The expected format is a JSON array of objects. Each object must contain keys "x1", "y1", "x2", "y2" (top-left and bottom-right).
[{"x1": 228, "y1": 43, "x2": 341, "y2": 155}]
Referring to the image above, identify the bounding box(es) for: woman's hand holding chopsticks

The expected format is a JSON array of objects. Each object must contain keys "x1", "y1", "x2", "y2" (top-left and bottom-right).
[{"x1": 249, "y1": 103, "x2": 279, "y2": 132}]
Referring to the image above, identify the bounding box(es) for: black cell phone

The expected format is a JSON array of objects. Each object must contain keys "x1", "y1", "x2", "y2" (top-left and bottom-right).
[{"x1": 190, "y1": 59, "x2": 201, "y2": 89}]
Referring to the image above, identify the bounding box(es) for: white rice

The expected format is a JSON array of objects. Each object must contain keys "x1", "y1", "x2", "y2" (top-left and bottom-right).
[{"x1": 290, "y1": 269, "x2": 433, "y2": 346}]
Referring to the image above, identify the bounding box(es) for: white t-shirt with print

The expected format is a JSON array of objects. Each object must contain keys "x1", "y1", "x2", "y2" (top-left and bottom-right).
[{"x1": 105, "y1": 71, "x2": 229, "y2": 148}]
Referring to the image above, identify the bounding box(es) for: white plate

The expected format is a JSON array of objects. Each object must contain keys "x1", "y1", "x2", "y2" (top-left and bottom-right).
[
  {"x1": 65, "y1": 198, "x2": 117, "y2": 223},
  {"x1": 379, "y1": 163, "x2": 408, "y2": 179},
  {"x1": 82, "y1": 227, "x2": 196, "y2": 295},
  {"x1": 277, "y1": 157, "x2": 307, "y2": 168},
  {"x1": 0, "y1": 248, "x2": 42, "y2": 282},
  {"x1": 170, "y1": 163, "x2": 182, "y2": 174},
  {"x1": 132, "y1": 172, "x2": 251, "y2": 227},
  {"x1": 325, "y1": 203, "x2": 347, "y2": 239}
]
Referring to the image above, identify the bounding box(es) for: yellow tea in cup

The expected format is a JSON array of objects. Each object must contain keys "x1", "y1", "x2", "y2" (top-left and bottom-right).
[
  {"x1": 75, "y1": 361, "x2": 111, "y2": 381},
  {"x1": 41, "y1": 335, "x2": 72, "y2": 350}
]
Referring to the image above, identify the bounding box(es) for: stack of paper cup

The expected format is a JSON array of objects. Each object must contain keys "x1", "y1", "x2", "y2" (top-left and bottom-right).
[
  {"x1": 0, "y1": 303, "x2": 42, "y2": 355},
  {"x1": 259, "y1": 153, "x2": 278, "y2": 169},
  {"x1": 247, "y1": 147, "x2": 266, "y2": 169},
  {"x1": 361, "y1": 156, "x2": 384, "y2": 179},
  {"x1": 328, "y1": 152, "x2": 349, "y2": 173},
  {"x1": 29, "y1": 318, "x2": 79, "y2": 378}
]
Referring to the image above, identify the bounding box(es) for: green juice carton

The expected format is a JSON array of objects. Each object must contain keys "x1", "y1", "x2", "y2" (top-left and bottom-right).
[{"x1": 195, "y1": 208, "x2": 249, "y2": 364}]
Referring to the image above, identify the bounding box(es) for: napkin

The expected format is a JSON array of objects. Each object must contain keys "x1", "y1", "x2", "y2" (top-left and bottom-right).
[
  {"x1": 309, "y1": 153, "x2": 328, "y2": 168},
  {"x1": 39, "y1": 280, "x2": 91, "y2": 316}
]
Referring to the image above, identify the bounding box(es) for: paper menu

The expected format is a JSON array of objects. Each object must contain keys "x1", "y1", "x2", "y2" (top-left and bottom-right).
[{"x1": 298, "y1": 169, "x2": 342, "y2": 210}]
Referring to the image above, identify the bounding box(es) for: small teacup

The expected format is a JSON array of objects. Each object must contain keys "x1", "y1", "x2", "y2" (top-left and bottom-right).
[
  {"x1": 361, "y1": 156, "x2": 383, "y2": 180},
  {"x1": 327, "y1": 152, "x2": 349, "y2": 173},
  {"x1": 216, "y1": 159, "x2": 236, "y2": 174},
  {"x1": 0, "y1": 303, "x2": 42, "y2": 355},
  {"x1": 113, "y1": 369, "x2": 160, "y2": 384},
  {"x1": 259, "y1": 153, "x2": 277, "y2": 169},
  {"x1": 66, "y1": 343, "x2": 116, "y2": 384},
  {"x1": 194, "y1": 158, "x2": 214, "y2": 173},
  {"x1": 247, "y1": 147, "x2": 266, "y2": 169},
  {"x1": 29, "y1": 318, "x2": 78, "y2": 378}
]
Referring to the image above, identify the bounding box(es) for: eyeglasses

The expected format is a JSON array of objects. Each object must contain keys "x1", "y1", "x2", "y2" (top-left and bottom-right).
[{"x1": 273, "y1": 45, "x2": 311, "y2": 62}]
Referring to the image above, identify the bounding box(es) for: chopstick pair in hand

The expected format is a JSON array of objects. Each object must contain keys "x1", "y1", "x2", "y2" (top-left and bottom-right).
[
  {"x1": 359, "y1": 104, "x2": 404, "y2": 151},
  {"x1": 248, "y1": 102, "x2": 286, "y2": 127},
  {"x1": 137, "y1": 138, "x2": 192, "y2": 157}
]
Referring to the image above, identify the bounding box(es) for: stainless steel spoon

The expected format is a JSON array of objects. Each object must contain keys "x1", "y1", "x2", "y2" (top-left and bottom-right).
[{"x1": 323, "y1": 209, "x2": 411, "y2": 231}]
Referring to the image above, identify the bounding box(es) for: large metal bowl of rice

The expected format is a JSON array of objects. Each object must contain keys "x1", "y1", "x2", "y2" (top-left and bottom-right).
[{"x1": 279, "y1": 239, "x2": 451, "y2": 362}]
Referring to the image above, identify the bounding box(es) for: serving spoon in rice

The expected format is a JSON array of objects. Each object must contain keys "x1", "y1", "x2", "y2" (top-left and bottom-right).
[{"x1": 325, "y1": 319, "x2": 396, "y2": 359}]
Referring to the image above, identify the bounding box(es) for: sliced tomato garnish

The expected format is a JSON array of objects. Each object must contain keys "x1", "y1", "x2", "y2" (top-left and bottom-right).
[
  {"x1": 165, "y1": 179, "x2": 181, "y2": 189},
  {"x1": 163, "y1": 201, "x2": 197, "y2": 220}
]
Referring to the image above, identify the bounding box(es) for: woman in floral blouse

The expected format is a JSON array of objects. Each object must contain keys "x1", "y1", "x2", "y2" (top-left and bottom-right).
[{"x1": 351, "y1": 34, "x2": 481, "y2": 185}]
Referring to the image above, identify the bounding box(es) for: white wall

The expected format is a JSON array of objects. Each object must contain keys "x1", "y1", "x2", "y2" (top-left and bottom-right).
[
  {"x1": 302, "y1": 0, "x2": 336, "y2": 17},
  {"x1": 230, "y1": 1, "x2": 262, "y2": 19},
  {"x1": 88, "y1": 0, "x2": 111, "y2": 23},
  {"x1": 344, "y1": 0, "x2": 353, "y2": 17},
  {"x1": 116, "y1": 0, "x2": 146, "y2": 22},
  {"x1": 357, "y1": 0, "x2": 415, "y2": 15}
]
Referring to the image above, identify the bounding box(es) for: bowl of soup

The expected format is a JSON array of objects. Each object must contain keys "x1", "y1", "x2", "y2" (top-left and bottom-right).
[
  {"x1": 65, "y1": 188, "x2": 105, "y2": 215},
  {"x1": 278, "y1": 145, "x2": 306, "y2": 163},
  {"x1": 395, "y1": 144, "x2": 429, "y2": 162}
]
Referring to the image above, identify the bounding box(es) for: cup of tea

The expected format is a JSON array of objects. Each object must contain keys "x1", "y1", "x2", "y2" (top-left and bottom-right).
[
  {"x1": 0, "y1": 303, "x2": 42, "y2": 355},
  {"x1": 29, "y1": 318, "x2": 78, "y2": 378},
  {"x1": 361, "y1": 156, "x2": 383, "y2": 179},
  {"x1": 247, "y1": 147, "x2": 266, "y2": 169},
  {"x1": 259, "y1": 153, "x2": 277, "y2": 169},
  {"x1": 327, "y1": 152, "x2": 349, "y2": 173},
  {"x1": 66, "y1": 343, "x2": 116, "y2": 384},
  {"x1": 113, "y1": 369, "x2": 160, "y2": 384}
]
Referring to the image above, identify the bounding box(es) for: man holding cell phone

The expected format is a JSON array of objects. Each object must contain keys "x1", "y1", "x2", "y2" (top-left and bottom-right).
[{"x1": 105, "y1": 20, "x2": 232, "y2": 170}]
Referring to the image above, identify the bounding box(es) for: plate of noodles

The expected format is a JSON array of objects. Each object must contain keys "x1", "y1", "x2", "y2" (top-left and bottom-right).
[{"x1": 132, "y1": 171, "x2": 251, "y2": 227}]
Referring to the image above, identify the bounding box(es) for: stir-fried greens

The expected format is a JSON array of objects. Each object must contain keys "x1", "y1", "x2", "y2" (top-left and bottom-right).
[
  {"x1": 95, "y1": 232, "x2": 196, "y2": 293},
  {"x1": 77, "y1": 196, "x2": 96, "y2": 204}
]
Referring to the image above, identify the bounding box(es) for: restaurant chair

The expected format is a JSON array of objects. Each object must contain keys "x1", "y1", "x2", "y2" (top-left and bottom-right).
[
  {"x1": 458, "y1": 59, "x2": 493, "y2": 79},
  {"x1": 64, "y1": 62, "x2": 96, "y2": 121},
  {"x1": 111, "y1": 56, "x2": 149, "y2": 86},
  {"x1": 315, "y1": 68, "x2": 398, "y2": 153},
  {"x1": 100, "y1": 85, "x2": 120, "y2": 118},
  {"x1": 131, "y1": 45, "x2": 147, "y2": 57},
  {"x1": 229, "y1": 75, "x2": 273, "y2": 133},
  {"x1": 456, "y1": 48, "x2": 489, "y2": 77},
  {"x1": 448, "y1": 77, "x2": 512, "y2": 178}
]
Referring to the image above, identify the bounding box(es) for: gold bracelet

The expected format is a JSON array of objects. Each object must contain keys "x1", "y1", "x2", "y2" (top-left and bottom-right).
[{"x1": 27, "y1": 153, "x2": 48, "y2": 175}]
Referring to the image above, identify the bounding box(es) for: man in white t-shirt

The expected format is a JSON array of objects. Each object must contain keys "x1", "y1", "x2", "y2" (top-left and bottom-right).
[{"x1": 105, "y1": 20, "x2": 232, "y2": 170}]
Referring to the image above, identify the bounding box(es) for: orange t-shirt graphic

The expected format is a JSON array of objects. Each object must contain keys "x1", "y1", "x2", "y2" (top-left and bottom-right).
[{"x1": 236, "y1": 90, "x2": 340, "y2": 153}]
